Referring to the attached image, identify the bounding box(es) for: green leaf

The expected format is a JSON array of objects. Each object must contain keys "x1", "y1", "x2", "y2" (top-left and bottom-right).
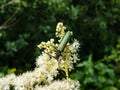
[{"x1": 102, "y1": 86, "x2": 118, "y2": 90}]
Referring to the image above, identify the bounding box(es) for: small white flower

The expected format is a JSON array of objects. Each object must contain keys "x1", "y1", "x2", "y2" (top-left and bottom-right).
[{"x1": 3, "y1": 85, "x2": 9, "y2": 90}]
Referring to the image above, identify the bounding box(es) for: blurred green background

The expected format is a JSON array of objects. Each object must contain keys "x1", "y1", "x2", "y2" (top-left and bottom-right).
[{"x1": 0, "y1": 0, "x2": 120, "y2": 90}]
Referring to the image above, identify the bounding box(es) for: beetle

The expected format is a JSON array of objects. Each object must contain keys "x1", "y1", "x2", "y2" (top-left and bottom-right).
[{"x1": 55, "y1": 31, "x2": 72, "y2": 59}]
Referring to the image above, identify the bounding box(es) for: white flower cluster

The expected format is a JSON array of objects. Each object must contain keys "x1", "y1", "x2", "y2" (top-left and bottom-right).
[
  {"x1": 35, "y1": 79, "x2": 80, "y2": 90},
  {"x1": 0, "y1": 22, "x2": 80, "y2": 90},
  {"x1": 55, "y1": 22, "x2": 66, "y2": 39}
]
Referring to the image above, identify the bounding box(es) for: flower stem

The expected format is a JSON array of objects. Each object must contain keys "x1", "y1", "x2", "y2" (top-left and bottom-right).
[
  {"x1": 65, "y1": 64, "x2": 69, "y2": 81},
  {"x1": 65, "y1": 64, "x2": 70, "y2": 89}
]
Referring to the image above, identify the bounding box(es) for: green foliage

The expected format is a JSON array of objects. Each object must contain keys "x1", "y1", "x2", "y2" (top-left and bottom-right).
[
  {"x1": 71, "y1": 38, "x2": 120, "y2": 89},
  {"x1": 104, "y1": 38, "x2": 120, "y2": 63},
  {"x1": 0, "y1": 0, "x2": 56, "y2": 73},
  {"x1": 0, "y1": 66, "x2": 16, "y2": 77},
  {"x1": 103, "y1": 38, "x2": 120, "y2": 89},
  {"x1": 71, "y1": 54, "x2": 117, "y2": 90}
]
